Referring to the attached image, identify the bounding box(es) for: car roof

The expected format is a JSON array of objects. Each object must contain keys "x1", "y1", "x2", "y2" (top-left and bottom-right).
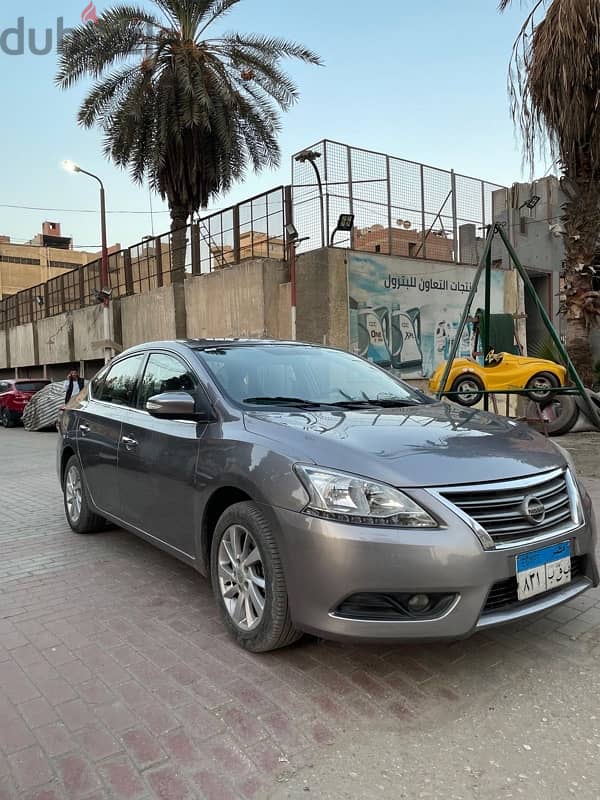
[{"x1": 123, "y1": 339, "x2": 322, "y2": 354}]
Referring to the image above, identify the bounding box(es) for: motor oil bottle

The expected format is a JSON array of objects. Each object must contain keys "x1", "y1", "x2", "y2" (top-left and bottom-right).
[
  {"x1": 392, "y1": 307, "x2": 423, "y2": 371},
  {"x1": 356, "y1": 302, "x2": 370, "y2": 358},
  {"x1": 358, "y1": 304, "x2": 391, "y2": 367}
]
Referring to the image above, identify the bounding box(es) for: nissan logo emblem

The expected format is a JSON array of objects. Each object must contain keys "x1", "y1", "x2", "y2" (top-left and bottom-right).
[{"x1": 522, "y1": 495, "x2": 546, "y2": 526}]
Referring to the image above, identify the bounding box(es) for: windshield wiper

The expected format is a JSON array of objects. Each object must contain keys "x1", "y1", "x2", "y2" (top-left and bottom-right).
[
  {"x1": 330, "y1": 398, "x2": 422, "y2": 409},
  {"x1": 243, "y1": 396, "x2": 323, "y2": 408},
  {"x1": 243, "y1": 396, "x2": 423, "y2": 410}
]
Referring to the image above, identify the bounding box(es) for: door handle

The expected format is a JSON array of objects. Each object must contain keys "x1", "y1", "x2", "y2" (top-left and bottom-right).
[
  {"x1": 79, "y1": 424, "x2": 90, "y2": 434},
  {"x1": 121, "y1": 436, "x2": 138, "y2": 449}
]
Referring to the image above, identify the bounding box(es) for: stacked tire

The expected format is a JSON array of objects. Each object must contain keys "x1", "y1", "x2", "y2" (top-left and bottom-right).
[{"x1": 525, "y1": 389, "x2": 600, "y2": 437}]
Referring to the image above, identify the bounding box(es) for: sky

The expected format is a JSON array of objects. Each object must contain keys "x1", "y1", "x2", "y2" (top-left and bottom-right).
[{"x1": 0, "y1": 0, "x2": 539, "y2": 254}]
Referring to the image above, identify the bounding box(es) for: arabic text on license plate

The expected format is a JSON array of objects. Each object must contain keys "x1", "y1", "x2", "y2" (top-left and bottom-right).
[{"x1": 516, "y1": 541, "x2": 571, "y2": 602}]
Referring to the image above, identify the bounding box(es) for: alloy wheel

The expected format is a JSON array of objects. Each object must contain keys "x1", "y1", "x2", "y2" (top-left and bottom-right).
[
  {"x1": 457, "y1": 379, "x2": 481, "y2": 404},
  {"x1": 528, "y1": 376, "x2": 554, "y2": 398},
  {"x1": 218, "y1": 524, "x2": 266, "y2": 631},
  {"x1": 65, "y1": 465, "x2": 83, "y2": 524}
]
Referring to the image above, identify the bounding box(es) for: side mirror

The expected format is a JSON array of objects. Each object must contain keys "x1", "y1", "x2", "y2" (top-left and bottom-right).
[{"x1": 146, "y1": 391, "x2": 214, "y2": 421}]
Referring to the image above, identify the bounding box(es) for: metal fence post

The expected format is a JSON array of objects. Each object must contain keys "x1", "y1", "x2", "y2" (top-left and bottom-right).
[
  {"x1": 155, "y1": 237, "x2": 164, "y2": 287},
  {"x1": 233, "y1": 205, "x2": 241, "y2": 264},
  {"x1": 124, "y1": 251, "x2": 134, "y2": 295},
  {"x1": 322, "y1": 142, "x2": 330, "y2": 247},
  {"x1": 347, "y1": 147, "x2": 355, "y2": 250},
  {"x1": 284, "y1": 185, "x2": 294, "y2": 234},
  {"x1": 386, "y1": 156, "x2": 393, "y2": 255},
  {"x1": 79, "y1": 267, "x2": 85, "y2": 308},
  {"x1": 190, "y1": 223, "x2": 201, "y2": 275},
  {"x1": 420, "y1": 164, "x2": 427, "y2": 260},
  {"x1": 451, "y1": 169, "x2": 458, "y2": 264},
  {"x1": 481, "y1": 179, "x2": 486, "y2": 232}
]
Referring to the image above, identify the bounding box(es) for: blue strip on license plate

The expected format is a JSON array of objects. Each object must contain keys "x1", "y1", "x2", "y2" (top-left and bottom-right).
[{"x1": 517, "y1": 541, "x2": 570, "y2": 573}]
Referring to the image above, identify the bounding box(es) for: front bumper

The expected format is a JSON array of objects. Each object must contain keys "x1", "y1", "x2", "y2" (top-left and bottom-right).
[{"x1": 270, "y1": 489, "x2": 598, "y2": 642}]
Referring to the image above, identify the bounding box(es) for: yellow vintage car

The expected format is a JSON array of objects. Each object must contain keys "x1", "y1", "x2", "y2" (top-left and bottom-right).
[{"x1": 428, "y1": 351, "x2": 567, "y2": 407}]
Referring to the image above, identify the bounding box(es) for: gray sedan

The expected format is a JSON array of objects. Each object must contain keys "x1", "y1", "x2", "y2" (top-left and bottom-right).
[{"x1": 57, "y1": 340, "x2": 598, "y2": 652}]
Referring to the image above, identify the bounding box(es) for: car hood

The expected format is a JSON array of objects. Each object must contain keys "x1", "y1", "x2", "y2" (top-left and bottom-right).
[{"x1": 243, "y1": 402, "x2": 565, "y2": 488}]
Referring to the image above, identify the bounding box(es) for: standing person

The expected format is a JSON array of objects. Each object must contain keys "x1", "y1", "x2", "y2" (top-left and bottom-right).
[{"x1": 64, "y1": 368, "x2": 85, "y2": 403}]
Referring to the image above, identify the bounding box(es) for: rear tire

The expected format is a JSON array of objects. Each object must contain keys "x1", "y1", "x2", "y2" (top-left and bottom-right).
[
  {"x1": 526, "y1": 371, "x2": 560, "y2": 402},
  {"x1": 210, "y1": 502, "x2": 302, "y2": 653},
  {"x1": 63, "y1": 455, "x2": 106, "y2": 534},
  {"x1": 1, "y1": 408, "x2": 14, "y2": 428},
  {"x1": 450, "y1": 374, "x2": 484, "y2": 407}
]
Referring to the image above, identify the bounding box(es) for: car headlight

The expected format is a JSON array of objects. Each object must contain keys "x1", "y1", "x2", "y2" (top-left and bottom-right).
[{"x1": 295, "y1": 465, "x2": 438, "y2": 528}]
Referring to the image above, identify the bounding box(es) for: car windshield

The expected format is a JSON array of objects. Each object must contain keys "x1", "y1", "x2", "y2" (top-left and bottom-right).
[
  {"x1": 196, "y1": 345, "x2": 430, "y2": 408},
  {"x1": 15, "y1": 381, "x2": 49, "y2": 393}
]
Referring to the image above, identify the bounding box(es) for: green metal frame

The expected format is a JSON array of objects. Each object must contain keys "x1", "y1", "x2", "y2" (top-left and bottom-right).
[{"x1": 435, "y1": 223, "x2": 600, "y2": 427}]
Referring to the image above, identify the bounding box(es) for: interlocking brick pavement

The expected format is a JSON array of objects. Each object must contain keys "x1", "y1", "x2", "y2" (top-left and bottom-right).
[{"x1": 1, "y1": 429, "x2": 599, "y2": 799}]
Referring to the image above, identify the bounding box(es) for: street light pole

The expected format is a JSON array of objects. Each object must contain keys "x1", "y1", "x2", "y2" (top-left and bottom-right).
[
  {"x1": 295, "y1": 150, "x2": 326, "y2": 249},
  {"x1": 62, "y1": 161, "x2": 113, "y2": 365}
]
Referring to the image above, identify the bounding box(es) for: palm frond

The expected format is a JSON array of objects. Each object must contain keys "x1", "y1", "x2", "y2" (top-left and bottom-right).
[
  {"x1": 57, "y1": 0, "x2": 320, "y2": 224},
  {"x1": 223, "y1": 33, "x2": 322, "y2": 65}
]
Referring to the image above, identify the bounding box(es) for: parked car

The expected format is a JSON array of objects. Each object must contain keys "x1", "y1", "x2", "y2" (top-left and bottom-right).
[
  {"x1": 0, "y1": 378, "x2": 51, "y2": 427},
  {"x1": 428, "y1": 350, "x2": 567, "y2": 407},
  {"x1": 22, "y1": 382, "x2": 69, "y2": 432},
  {"x1": 57, "y1": 340, "x2": 597, "y2": 652}
]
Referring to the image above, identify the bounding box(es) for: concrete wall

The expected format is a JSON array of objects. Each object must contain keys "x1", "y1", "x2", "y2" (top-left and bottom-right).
[
  {"x1": 2, "y1": 248, "x2": 528, "y2": 380},
  {"x1": 9, "y1": 323, "x2": 36, "y2": 367},
  {"x1": 37, "y1": 313, "x2": 73, "y2": 366},
  {"x1": 0, "y1": 332, "x2": 8, "y2": 370},
  {"x1": 492, "y1": 177, "x2": 563, "y2": 325},
  {"x1": 120, "y1": 284, "x2": 178, "y2": 350},
  {"x1": 185, "y1": 258, "x2": 288, "y2": 340},
  {"x1": 278, "y1": 283, "x2": 292, "y2": 340},
  {"x1": 72, "y1": 305, "x2": 107, "y2": 362},
  {"x1": 296, "y1": 248, "x2": 349, "y2": 348}
]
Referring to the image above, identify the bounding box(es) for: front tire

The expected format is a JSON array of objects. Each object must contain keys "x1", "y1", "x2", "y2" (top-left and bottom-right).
[
  {"x1": 63, "y1": 455, "x2": 106, "y2": 534},
  {"x1": 451, "y1": 374, "x2": 484, "y2": 407},
  {"x1": 526, "y1": 371, "x2": 560, "y2": 402},
  {"x1": 210, "y1": 502, "x2": 301, "y2": 653},
  {"x1": 1, "y1": 408, "x2": 14, "y2": 428}
]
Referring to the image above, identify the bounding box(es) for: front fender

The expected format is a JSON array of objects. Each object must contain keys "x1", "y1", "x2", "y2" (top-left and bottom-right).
[{"x1": 193, "y1": 438, "x2": 309, "y2": 573}]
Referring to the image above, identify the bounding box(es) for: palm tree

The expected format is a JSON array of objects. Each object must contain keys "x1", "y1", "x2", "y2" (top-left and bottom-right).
[
  {"x1": 500, "y1": 0, "x2": 600, "y2": 384},
  {"x1": 56, "y1": 0, "x2": 321, "y2": 273}
]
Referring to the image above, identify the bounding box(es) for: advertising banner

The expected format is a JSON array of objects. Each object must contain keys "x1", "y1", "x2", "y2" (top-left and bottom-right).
[{"x1": 348, "y1": 253, "x2": 505, "y2": 379}]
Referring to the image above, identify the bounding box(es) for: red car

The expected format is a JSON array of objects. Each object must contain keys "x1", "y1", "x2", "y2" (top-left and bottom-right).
[{"x1": 0, "y1": 379, "x2": 51, "y2": 427}]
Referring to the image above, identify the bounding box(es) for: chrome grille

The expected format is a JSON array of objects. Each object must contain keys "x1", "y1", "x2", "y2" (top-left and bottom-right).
[{"x1": 439, "y1": 469, "x2": 576, "y2": 546}]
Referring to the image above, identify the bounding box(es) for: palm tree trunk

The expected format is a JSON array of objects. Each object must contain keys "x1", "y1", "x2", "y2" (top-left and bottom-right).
[
  {"x1": 561, "y1": 164, "x2": 599, "y2": 387},
  {"x1": 170, "y1": 205, "x2": 189, "y2": 281}
]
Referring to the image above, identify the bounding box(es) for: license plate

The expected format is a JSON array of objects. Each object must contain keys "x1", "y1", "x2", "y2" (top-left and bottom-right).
[{"x1": 516, "y1": 541, "x2": 572, "y2": 602}]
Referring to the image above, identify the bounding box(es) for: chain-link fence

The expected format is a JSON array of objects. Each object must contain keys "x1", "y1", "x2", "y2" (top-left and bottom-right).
[
  {"x1": 0, "y1": 144, "x2": 506, "y2": 333},
  {"x1": 291, "y1": 140, "x2": 506, "y2": 263}
]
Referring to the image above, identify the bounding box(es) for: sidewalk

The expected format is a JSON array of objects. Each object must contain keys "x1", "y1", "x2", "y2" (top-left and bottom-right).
[{"x1": 0, "y1": 429, "x2": 599, "y2": 800}]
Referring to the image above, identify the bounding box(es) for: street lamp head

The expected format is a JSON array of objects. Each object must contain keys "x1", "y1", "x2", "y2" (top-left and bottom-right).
[
  {"x1": 285, "y1": 222, "x2": 299, "y2": 241},
  {"x1": 295, "y1": 149, "x2": 321, "y2": 164},
  {"x1": 62, "y1": 160, "x2": 81, "y2": 174}
]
